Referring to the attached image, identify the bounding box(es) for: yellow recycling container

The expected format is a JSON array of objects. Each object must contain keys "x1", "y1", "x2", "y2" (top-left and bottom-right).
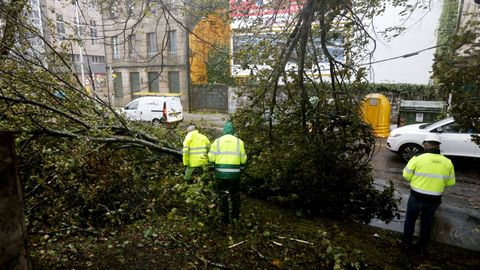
[{"x1": 360, "y1": 93, "x2": 391, "y2": 138}]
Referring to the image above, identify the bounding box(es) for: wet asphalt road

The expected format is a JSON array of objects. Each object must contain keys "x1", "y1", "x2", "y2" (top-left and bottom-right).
[
  {"x1": 371, "y1": 137, "x2": 480, "y2": 207},
  {"x1": 370, "y1": 138, "x2": 480, "y2": 251}
]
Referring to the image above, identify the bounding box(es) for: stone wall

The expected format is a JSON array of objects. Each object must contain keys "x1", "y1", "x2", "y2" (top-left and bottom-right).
[
  {"x1": 0, "y1": 133, "x2": 30, "y2": 270},
  {"x1": 191, "y1": 84, "x2": 229, "y2": 112}
]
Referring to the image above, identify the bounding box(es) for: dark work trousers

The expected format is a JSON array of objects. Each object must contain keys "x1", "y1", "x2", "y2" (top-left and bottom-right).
[
  {"x1": 215, "y1": 178, "x2": 240, "y2": 223},
  {"x1": 184, "y1": 166, "x2": 206, "y2": 183},
  {"x1": 403, "y1": 192, "x2": 441, "y2": 248}
]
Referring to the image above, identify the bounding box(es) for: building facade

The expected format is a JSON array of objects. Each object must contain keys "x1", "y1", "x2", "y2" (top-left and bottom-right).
[
  {"x1": 27, "y1": 0, "x2": 107, "y2": 95},
  {"x1": 229, "y1": 0, "x2": 341, "y2": 84},
  {"x1": 102, "y1": 0, "x2": 189, "y2": 107},
  {"x1": 457, "y1": 0, "x2": 480, "y2": 30}
]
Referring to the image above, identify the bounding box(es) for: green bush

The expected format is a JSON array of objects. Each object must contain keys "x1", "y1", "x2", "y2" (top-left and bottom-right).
[
  {"x1": 19, "y1": 135, "x2": 183, "y2": 233},
  {"x1": 351, "y1": 82, "x2": 443, "y2": 101}
]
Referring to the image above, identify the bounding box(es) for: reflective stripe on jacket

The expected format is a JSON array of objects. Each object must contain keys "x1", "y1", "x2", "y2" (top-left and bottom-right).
[
  {"x1": 208, "y1": 134, "x2": 247, "y2": 179},
  {"x1": 182, "y1": 130, "x2": 210, "y2": 167},
  {"x1": 402, "y1": 153, "x2": 455, "y2": 196}
]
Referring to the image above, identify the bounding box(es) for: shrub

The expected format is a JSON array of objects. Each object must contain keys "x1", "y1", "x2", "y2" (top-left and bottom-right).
[{"x1": 19, "y1": 134, "x2": 182, "y2": 233}]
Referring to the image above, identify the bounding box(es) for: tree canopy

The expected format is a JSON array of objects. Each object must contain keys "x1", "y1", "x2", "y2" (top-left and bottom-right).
[{"x1": 1, "y1": 0, "x2": 458, "y2": 228}]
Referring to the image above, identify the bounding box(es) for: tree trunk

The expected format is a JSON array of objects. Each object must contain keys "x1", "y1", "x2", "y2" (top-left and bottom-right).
[{"x1": 0, "y1": 132, "x2": 31, "y2": 270}]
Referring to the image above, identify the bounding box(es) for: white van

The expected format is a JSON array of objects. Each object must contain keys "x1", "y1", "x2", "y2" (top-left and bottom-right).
[{"x1": 123, "y1": 94, "x2": 183, "y2": 125}]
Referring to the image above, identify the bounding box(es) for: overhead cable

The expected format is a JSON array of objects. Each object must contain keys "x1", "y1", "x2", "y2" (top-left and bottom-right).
[{"x1": 358, "y1": 43, "x2": 448, "y2": 66}]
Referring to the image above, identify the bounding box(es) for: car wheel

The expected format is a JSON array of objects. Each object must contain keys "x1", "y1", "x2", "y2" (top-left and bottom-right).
[
  {"x1": 399, "y1": 144, "x2": 423, "y2": 162},
  {"x1": 152, "y1": 118, "x2": 164, "y2": 126}
]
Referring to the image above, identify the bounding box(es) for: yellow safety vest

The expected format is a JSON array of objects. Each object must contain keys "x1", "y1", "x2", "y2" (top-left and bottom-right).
[
  {"x1": 208, "y1": 134, "x2": 247, "y2": 179},
  {"x1": 403, "y1": 153, "x2": 455, "y2": 196},
  {"x1": 182, "y1": 130, "x2": 210, "y2": 167}
]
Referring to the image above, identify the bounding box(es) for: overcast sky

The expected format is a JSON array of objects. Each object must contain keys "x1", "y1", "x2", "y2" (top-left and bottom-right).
[{"x1": 367, "y1": 1, "x2": 443, "y2": 84}]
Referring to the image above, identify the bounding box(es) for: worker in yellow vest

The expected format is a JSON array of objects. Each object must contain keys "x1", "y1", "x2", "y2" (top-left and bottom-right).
[
  {"x1": 402, "y1": 133, "x2": 455, "y2": 256},
  {"x1": 208, "y1": 122, "x2": 247, "y2": 223},
  {"x1": 182, "y1": 125, "x2": 210, "y2": 182}
]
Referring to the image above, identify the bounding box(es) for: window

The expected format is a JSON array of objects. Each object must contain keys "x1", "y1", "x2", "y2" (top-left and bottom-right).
[
  {"x1": 168, "y1": 71, "x2": 180, "y2": 93},
  {"x1": 73, "y1": 15, "x2": 82, "y2": 37},
  {"x1": 113, "y1": 72, "x2": 123, "y2": 98},
  {"x1": 128, "y1": 34, "x2": 136, "y2": 57},
  {"x1": 126, "y1": 0, "x2": 135, "y2": 14},
  {"x1": 147, "y1": 72, "x2": 159, "y2": 92},
  {"x1": 439, "y1": 123, "x2": 461, "y2": 133},
  {"x1": 147, "y1": 0, "x2": 156, "y2": 15},
  {"x1": 112, "y1": 36, "x2": 119, "y2": 59},
  {"x1": 110, "y1": 6, "x2": 118, "y2": 18},
  {"x1": 167, "y1": 30, "x2": 177, "y2": 54},
  {"x1": 28, "y1": 0, "x2": 41, "y2": 27},
  {"x1": 310, "y1": 36, "x2": 345, "y2": 63},
  {"x1": 327, "y1": 46, "x2": 345, "y2": 62},
  {"x1": 130, "y1": 72, "x2": 140, "y2": 94},
  {"x1": 87, "y1": 2, "x2": 97, "y2": 11},
  {"x1": 125, "y1": 101, "x2": 138, "y2": 110},
  {"x1": 90, "y1": 20, "x2": 97, "y2": 45},
  {"x1": 56, "y1": 14, "x2": 65, "y2": 40},
  {"x1": 147, "y1": 32, "x2": 157, "y2": 56},
  {"x1": 91, "y1": 56, "x2": 105, "y2": 63}
]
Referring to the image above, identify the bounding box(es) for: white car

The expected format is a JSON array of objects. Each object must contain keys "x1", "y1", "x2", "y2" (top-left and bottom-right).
[
  {"x1": 123, "y1": 95, "x2": 183, "y2": 125},
  {"x1": 386, "y1": 117, "x2": 479, "y2": 161}
]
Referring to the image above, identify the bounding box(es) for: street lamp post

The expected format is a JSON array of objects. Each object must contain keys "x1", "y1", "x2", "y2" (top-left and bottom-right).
[{"x1": 75, "y1": 0, "x2": 86, "y2": 87}]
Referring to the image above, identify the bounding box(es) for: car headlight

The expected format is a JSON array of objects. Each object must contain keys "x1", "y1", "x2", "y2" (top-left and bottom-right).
[{"x1": 389, "y1": 132, "x2": 402, "y2": 137}]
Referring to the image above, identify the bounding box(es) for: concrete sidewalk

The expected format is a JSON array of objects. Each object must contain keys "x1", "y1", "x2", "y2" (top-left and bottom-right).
[{"x1": 182, "y1": 112, "x2": 229, "y2": 127}]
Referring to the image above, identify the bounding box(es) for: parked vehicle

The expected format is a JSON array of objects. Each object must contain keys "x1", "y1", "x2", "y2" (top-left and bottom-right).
[
  {"x1": 122, "y1": 94, "x2": 183, "y2": 125},
  {"x1": 386, "y1": 117, "x2": 479, "y2": 161}
]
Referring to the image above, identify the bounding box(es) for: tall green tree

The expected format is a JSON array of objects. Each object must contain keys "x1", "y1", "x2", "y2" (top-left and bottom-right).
[
  {"x1": 229, "y1": 0, "x2": 433, "y2": 222},
  {"x1": 433, "y1": 15, "x2": 480, "y2": 145},
  {"x1": 207, "y1": 44, "x2": 233, "y2": 84},
  {"x1": 0, "y1": 0, "x2": 433, "y2": 226}
]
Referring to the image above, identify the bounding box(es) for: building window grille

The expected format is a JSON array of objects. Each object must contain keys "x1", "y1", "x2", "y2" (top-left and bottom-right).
[
  {"x1": 90, "y1": 20, "x2": 97, "y2": 45},
  {"x1": 112, "y1": 36, "x2": 119, "y2": 59},
  {"x1": 168, "y1": 71, "x2": 180, "y2": 93},
  {"x1": 130, "y1": 72, "x2": 140, "y2": 94},
  {"x1": 128, "y1": 34, "x2": 136, "y2": 57},
  {"x1": 147, "y1": 0, "x2": 156, "y2": 15},
  {"x1": 113, "y1": 72, "x2": 123, "y2": 98},
  {"x1": 147, "y1": 72, "x2": 160, "y2": 92},
  {"x1": 56, "y1": 14, "x2": 65, "y2": 40},
  {"x1": 167, "y1": 30, "x2": 177, "y2": 54},
  {"x1": 147, "y1": 32, "x2": 157, "y2": 56}
]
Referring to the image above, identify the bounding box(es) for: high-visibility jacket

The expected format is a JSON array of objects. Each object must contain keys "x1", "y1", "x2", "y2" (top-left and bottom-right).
[
  {"x1": 182, "y1": 130, "x2": 210, "y2": 167},
  {"x1": 208, "y1": 134, "x2": 247, "y2": 179},
  {"x1": 403, "y1": 153, "x2": 455, "y2": 196}
]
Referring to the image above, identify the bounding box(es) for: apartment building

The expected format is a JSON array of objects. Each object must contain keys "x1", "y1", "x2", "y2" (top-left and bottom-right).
[
  {"x1": 102, "y1": 1, "x2": 189, "y2": 107},
  {"x1": 230, "y1": 0, "x2": 342, "y2": 84},
  {"x1": 447, "y1": 0, "x2": 480, "y2": 59},
  {"x1": 457, "y1": 0, "x2": 480, "y2": 30},
  {"x1": 27, "y1": 0, "x2": 107, "y2": 95}
]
